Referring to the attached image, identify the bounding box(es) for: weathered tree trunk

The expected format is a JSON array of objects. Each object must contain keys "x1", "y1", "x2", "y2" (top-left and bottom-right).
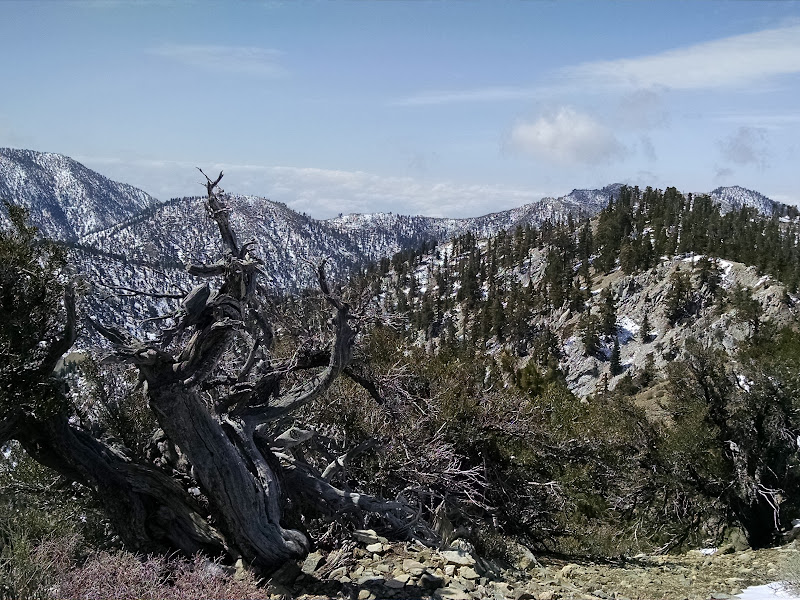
[
  {"x1": 146, "y1": 382, "x2": 308, "y2": 568},
  {"x1": 16, "y1": 410, "x2": 224, "y2": 556}
]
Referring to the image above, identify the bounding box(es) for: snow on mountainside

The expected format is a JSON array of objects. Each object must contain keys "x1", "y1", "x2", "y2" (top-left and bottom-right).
[
  {"x1": 0, "y1": 148, "x2": 791, "y2": 296},
  {"x1": 326, "y1": 184, "x2": 620, "y2": 258},
  {"x1": 0, "y1": 148, "x2": 159, "y2": 240},
  {"x1": 710, "y1": 185, "x2": 779, "y2": 216},
  {"x1": 84, "y1": 183, "x2": 618, "y2": 293},
  {"x1": 82, "y1": 194, "x2": 366, "y2": 291},
  {"x1": 2, "y1": 149, "x2": 795, "y2": 352},
  {"x1": 462, "y1": 183, "x2": 620, "y2": 236}
]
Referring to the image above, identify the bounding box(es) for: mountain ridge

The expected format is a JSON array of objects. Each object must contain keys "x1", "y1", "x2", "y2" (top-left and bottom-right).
[
  {"x1": 0, "y1": 148, "x2": 792, "y2": 294},
  {"x1": 0, "y1": 148, "x2": 159, "y2": 240}
]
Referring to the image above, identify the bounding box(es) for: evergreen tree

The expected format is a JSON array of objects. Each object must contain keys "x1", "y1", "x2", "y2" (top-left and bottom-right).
[
  {"x1": 490, "y1": 295, "x2": 505, "y2": 340},
  {"x1": 731, "y1": 285, "x2": 763, "y2": 338},
  {"x1": 610, "y1": 336, "x2": 622, "y2": 375},
  {"x1": 619, "y1": 239, "x2": 636, "y2": 274},
  {"x1": 665, "y1": 268, "x2": 693, "y2": 324},
  {"x1": 640, "y1": 312, "x2": 652, "y2": 343},
  {"x1": 697, "y1": 256, "x2": 723, "y2": 300},
  {"x1": 579, "y1": 312, "x2": 600, "y2": 357},
  {"x1": 599, "y1": 287, "x2": 617, "y2": 337}
]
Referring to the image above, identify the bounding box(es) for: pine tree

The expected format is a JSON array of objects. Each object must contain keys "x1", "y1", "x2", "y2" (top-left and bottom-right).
[
  {"x1": 640, "y1": 312, "x2": 652, "y2": 342},
  {"x1": 731, "y1": 285, "x2": 762, "y2": 338},
  {"x1": 599, "y1": 287, "x2": 617, "y2": 337},
  {"x1": 665, "y1": 268, "x2": 693, "y2": 324},
  {"x1": 490, "y1": 295, "x2": 505, "y2": 340},
  {"x1": 610, "y1": 336, "x2": 622, "y2": 375},
  {"x1": 619, "y1": 239, "x2": 636, "y2": 274},
  {"x1": 579, "y1": 312, "x2": 600, "y2": 357}
]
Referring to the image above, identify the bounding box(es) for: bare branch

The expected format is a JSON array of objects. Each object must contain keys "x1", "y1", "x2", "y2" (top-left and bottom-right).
[
  {"x1": 281, "y1": 459, "x2": 438, "y2": 544},
  {"x1": 271, "y1": 426, "x2": 315, "y2": 450},
  {"x1": 197, "y1": 167, "x2": 224, "y2": 196},
  {"x1": 198, "y1": 169, "x2": 239, "y2": 256},
  {"x1": 322, "y1": 438, "x2": 377, "y2": 482},
  {"x1": 186, "y1": 261, "x2": 227, "y2": 277},
  {"x1": 88, "y1": 316, "x2": 135, "y2": 347},
  {"x1": 93, "y1": 278, "x2": 185, "y2": 300},
  {"x1": 35, "y1": 284, "x2": 78, "y2": 380}
]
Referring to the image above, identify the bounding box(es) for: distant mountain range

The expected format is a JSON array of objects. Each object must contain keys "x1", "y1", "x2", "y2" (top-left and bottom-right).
[{"x1": 0, "y1": 147, "x2": 790, "y2": 293}]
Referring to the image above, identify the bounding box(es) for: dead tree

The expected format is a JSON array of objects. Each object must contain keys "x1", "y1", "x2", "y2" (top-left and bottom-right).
[{"x1": 3, "y1": 174, "x2": 431, "y2": 573}]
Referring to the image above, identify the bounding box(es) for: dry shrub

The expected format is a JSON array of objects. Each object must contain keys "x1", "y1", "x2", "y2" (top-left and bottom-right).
[
  {"x1": 26, "y1": 539, "x2": 267, "y2": 600},
  {"x1": 783, "y1": 544, "x2": 800, "y2": 594}
]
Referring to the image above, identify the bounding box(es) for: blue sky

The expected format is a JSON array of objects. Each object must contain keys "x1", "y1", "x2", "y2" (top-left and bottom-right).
[{"x1": 1, "y1": 1, "x2": 799, "y2": 218}]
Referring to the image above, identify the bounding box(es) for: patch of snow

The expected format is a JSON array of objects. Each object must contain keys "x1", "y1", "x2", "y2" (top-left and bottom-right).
[
  {"x1": 683, "y1": 253, "x2": 706, "y2": 264},
  {"x1": 737, "y1": 374, "x2": 754, "y2": 392},
  {"x1": 738, "y1": 582, "x2": 798, "y2": 599},
  {"x1": 719, "y1": 259, "x2": 736, "y2": 288},
  {"x1": 700, "y1": 547, "x2": 718, "y2": 555},
  {"x1": 617, "y1": 316, "x2": 640, "y2": 344}
]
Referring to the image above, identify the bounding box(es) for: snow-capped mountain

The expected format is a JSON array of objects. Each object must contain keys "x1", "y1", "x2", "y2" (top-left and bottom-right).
[
  {"x1": 325, "y1": 184, "x2": 621, "y2": 260},
  {"x1": 81, "y1": 194, "x2": 367, "y2": 291},
  {"x1": 0, "y1": 148, "x2": 159, "y2": 240},
  {"x1": 710, "y1": 185, "x2": 779, "y2": 216},
  {"x1": 0, "y1": 149, "x2": 792, "y2": 296}
]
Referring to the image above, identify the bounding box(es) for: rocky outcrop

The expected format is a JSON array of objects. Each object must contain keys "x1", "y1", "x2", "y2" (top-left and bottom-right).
[
  {"x1": 255, "y1": 530, "x2": 799, "y2": 600},
  {"x1": 557, "y1": 255, "x2": 798, "y2": 398}
]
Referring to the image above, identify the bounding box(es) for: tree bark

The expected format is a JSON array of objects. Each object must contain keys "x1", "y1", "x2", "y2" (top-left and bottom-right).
[
  {"x1": 146, "y1": 381, "x2": 308, "y2": 569},
  {"x1": 16, "y1": 410, "x2": 224, "y2": 557}
]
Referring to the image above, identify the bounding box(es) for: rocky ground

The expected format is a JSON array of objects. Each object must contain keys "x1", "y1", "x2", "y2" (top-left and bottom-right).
[{"x1": 257, "y1": 530, "x2": 799, "y2": 600}]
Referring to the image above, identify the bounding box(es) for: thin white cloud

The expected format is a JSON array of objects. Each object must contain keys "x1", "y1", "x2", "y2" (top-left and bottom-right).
[
  {"x1": 564, "y1": 24, "x2": 800, "y2": 90},
  {"x1": 394, "y1": 24, "x2": 800, "y2": 107},
  {"x1": 149, "y1": 44, "x2": 285, "y2": 76},
  {"x1": 508, "y1": 107, "x2": 627, "y2": 165},
  {"x1": 259, "y1": 166, "x2": 552, "y2": 218},
  {"x1": 77, "y1": 157, "x2": 555, "y2": 219},
  {"x1": 392, "y1": 86, "x2": 542, "y2": 107}
]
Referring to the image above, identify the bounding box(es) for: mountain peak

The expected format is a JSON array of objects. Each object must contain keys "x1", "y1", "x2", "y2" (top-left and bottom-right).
[
  {"x1": 709, "y1": 185, "x2": 777, "y2": 215},
  {"x1": 0, "y1": 147, "x2": 159, "y2": 240}
]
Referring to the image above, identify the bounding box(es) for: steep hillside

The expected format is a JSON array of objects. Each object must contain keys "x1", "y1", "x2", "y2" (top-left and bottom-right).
[
  {"x1": 1, "y1": 149, "x2": 796, "y2": 348},
  {"x1": 711, "y1": 185, "x2": 781, "y2": 216},
  {"x1": 5, "y1": 155, "x2": 800, "y2": 562},
  {"x1": 0, "y1": 148, "x2": 158, "y2": 240},
  {"x1": 363, "y1": 184, "x2": 800, "y2": 399},
  {"x1": 80, "y1": 194, "x2": 365, "y2": 291},
  {"x1": 1, "y1": 148, "x2": 791, "y2": 297}
]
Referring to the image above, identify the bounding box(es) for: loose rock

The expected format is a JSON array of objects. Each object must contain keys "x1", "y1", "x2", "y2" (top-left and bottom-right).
[{"x1": 441, "y1": 550, "x2": 477, "y2": 566}]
